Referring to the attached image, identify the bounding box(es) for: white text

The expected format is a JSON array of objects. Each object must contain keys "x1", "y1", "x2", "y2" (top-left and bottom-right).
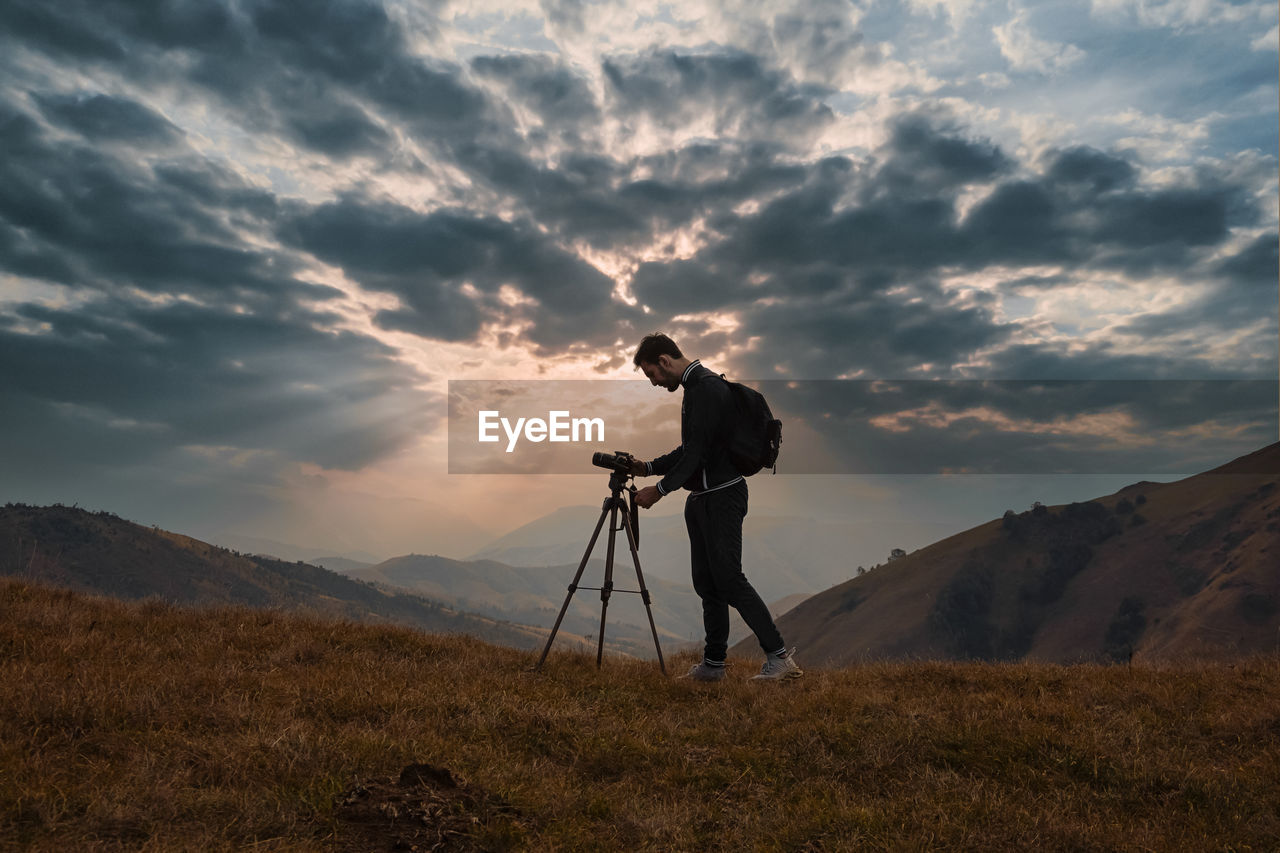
[{"x1": 478, "y1": 410, "x2": 605, "y2": 452}]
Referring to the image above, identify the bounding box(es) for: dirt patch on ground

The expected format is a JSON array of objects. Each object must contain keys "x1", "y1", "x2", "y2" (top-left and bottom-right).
[{"x1": 328, "y1": 762, "x2": 527, "y2": 851}]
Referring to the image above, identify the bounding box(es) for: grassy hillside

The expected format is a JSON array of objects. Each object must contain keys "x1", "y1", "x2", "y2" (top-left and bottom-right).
[
  {"x1": 758, "y1": 443, "x2": 1280, "y2": 666},
  {"x1": 3, "y1": 579, "x2": 1278, "y2": 851}
]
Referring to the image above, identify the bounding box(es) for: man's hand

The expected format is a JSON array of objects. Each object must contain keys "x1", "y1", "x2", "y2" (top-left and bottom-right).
[
  {"x1": 634, "y1": 485, "x2": 663, "y2": 509},
  {"x1": 629, "y1": 458, "x2": 647, "y2": 476}
]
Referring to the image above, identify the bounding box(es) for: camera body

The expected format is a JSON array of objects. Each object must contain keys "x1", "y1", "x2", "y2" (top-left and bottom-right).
[{"x1": 591, "y1": 450, "x2": 636, "y2": 474}]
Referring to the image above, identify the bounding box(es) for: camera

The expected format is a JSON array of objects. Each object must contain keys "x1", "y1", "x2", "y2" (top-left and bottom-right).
[{"x1": 591, "y1": 450, "x2": 636, "y2": 474}]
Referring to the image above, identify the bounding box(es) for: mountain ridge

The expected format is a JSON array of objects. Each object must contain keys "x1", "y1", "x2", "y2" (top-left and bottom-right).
[
  {"x1": 741, "y1": 442, "x2": 1280, "y2": 665},
  {"x1": 0, "y1": 503, "x2": 552, "y2": 651}
]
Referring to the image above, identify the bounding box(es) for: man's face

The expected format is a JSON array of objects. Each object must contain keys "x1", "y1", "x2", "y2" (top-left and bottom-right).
[{"x1": 639, "y1": 357, "x2": 681, "y2": 392}]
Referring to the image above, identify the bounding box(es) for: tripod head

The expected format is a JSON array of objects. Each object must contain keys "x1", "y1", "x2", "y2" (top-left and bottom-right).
[
  {"x1": 593, "y1": 449, "x2": 638, "y2": 497},
  {"x1": 607, "y1": 467, "x2": 634, "y2": 494},
  {"x1": 590, "y1": 451, "x2": 640, "y2": 548}
]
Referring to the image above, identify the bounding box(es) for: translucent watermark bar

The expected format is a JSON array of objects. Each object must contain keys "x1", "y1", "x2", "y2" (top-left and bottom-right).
[{"x1": 448, "y1": 379, "x2": 1278, "y2": 475}]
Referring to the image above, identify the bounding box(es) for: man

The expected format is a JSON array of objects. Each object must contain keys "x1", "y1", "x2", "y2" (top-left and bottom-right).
[{"x1": 629, "y1": 333, "x2": 802, "y2": 682}]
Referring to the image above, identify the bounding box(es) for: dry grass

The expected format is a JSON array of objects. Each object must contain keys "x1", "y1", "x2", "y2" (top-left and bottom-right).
[{"x1": 2, "y1": 578, "x2": 1278, "y2": 851}]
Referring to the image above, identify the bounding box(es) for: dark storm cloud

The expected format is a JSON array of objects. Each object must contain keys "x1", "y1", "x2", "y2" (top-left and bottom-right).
[
  {"x1": 981, "y1": 343, "x2": 1238, "y2": 380},
  {"x1": 963, "y1": 179, "x2": 1232, "y2": 269},
  {"x1": 0, "y1": 2, "x2": 134, "y2": 63},
  {"x1": 350, "y1": 56, "x2": 494, "y2": 136},
  {"x1": 0, "y1": 0, "x2": 486, "y2": 160},
  {"x1": 230, "y1": 0, "x2": 496, "y2": 151},
  {"x1": 603, "y1": 48, "x2": 835, "y2": 145},
  {"x1": 455, "y1": 135, "x2": 813, "y2": 254},
  {"x1": 739, "y1": 288, "x2": 1012, "y2": 378},
  {"x1": 746, "y1": 175, "x2": 960, "y2": 272},
  {"x1": 33, "y1": 92, "x2": 181, "y2": 145},
  {"x1": 1045, "y1": 145, "x2": 1136, "y2": 193},
  {"x1": 960, "y1": 179, "x2": 1071, "y2": 263},
  {"x1": 0, "y1": 96, "x2": 48, "y2": 155},
  {"x1": 1215, "y1": 232, "x2": 1279, "y2": 288},
  {"x1": 1114, "y1": 232, "x2": 1280, "y2": 342},
  {"x1": 448, "y1": 141, "x2": 646, "y2": 248},
  {"x1": 757, "y1": 379, "x2": 1276, "y2": 474},
  {"x1": 1, "y1": 0, "x2": 638, "y2": 355},
  {"x1": 246, "y1": 0, "x2": 406, "y2": 84},
  {"x1": 0, "y1": 98, "x2": 319, "y2": 304},
  {"x1": 471, "y1": 53, "x2": 601, "y2": 127},
  {"x1": 628, "y1": 116, "x2": 1269, "y2": 380},
  {"x1": 960, "y1": 145, "x2": 1254, "y2": 275},
  {"x1": 878, "y1": 113, "x2": 1011, "y2": 194},
  {"x1": 0, "y1": 0, "x2": 241, "y2": 93},
  {"x1": 0, "y1": 0, "x2": 314, "y2": 72},
  {"x1": 1094, "y1": 187, "x2": 1232, "y2": 248},
  {"x1": 280, "y1": 196, "x2": 640, "y2": 349},
  {"x1": 149, "y1": 161, "x2": 280, "y2": 224},
  {"x1": 277, "y1": 91, "x2": 391, "y2": 158},
  {"x1": 630, "y1": 260, "x2": 744, "y2": 316},
  {"x1": 629, "y1": 158, "x2": 956, "y2": 319},
  {"x1": 0, "y1": 297, "x2": 436, "y2": 476},
  {"x1": 0, "y1": 42, "x2": 427, "y2": 490}
]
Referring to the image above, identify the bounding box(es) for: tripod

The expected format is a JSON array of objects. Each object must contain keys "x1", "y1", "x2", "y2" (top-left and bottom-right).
[{"x1": 535, "y1": 469, "x2": 667, "y2": 674}]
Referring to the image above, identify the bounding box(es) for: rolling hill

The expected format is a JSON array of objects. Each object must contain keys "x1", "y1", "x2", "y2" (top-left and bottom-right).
[
  {"x1": 0, "y1": 503, "x2": 549, "y2": 650},
  {"x1": 740, "y1": 442, "x2": 1280, "y2": 665}
]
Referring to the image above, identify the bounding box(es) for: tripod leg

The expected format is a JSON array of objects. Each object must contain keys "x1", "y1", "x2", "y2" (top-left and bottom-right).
[
  {"x1": 620, "y1": 504, "x2": 666, "y2": 675},
  {"x1": 535, "y1": 504, "x2": 610, "y2": 671},
  {"x1": 596, "y1": 501, "x2": 618, "y2": 668}
]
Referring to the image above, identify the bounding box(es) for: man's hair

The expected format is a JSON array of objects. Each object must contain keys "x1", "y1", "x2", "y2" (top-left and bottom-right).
[{"x1": 633, "y1": 333, "x2": 682, "y2": 367}]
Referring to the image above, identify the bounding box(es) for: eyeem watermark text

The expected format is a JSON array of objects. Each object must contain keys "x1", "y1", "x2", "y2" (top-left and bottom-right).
[{"x1": 478, "y1": 410, "x2": 606, "y2": 452}]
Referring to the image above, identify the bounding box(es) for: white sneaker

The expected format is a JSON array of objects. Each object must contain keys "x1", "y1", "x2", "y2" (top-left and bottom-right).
[
  {"x1": 681, "y1": 661, "x2": 727, "y2": 682},
  {"x1": 750, "y1": 648, "x2": 803, "y2": 681}
]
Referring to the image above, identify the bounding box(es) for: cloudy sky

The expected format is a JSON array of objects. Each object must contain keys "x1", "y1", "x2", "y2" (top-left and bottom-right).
[{"x1": 1, "y1": 0, "x2": 1276, "y2": 560}]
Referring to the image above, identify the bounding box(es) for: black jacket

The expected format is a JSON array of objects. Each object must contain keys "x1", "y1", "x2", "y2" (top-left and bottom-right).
[{"x1": 646, "y1": 360, "x2": 744, "y2": 496}]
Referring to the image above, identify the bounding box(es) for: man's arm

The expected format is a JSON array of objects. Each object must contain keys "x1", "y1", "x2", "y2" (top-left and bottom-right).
[
  {"x1": 653, "y1": 383, "x2": 719, "y2": 496},
  {"x1": 645, "y1": 447, "x2": 683, "y2": 478},
  {"x1": 633, "y1": 446, "x2": 680, "y2": 508}
]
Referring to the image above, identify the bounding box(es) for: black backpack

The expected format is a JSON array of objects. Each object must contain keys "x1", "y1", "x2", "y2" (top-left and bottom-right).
[{"x1": 720, "y1": 375, "x2": 783, "y2": 475}]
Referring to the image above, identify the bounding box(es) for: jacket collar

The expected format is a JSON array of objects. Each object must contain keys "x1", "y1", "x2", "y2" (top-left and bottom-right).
[{"x1": 680, "y1": 359, "x2": 702, "y2": 387}]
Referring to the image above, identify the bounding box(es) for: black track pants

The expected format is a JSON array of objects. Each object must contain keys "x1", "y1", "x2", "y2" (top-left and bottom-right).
[{"x1": 684, "y1": 480, "x2": 784, "y2": 662}]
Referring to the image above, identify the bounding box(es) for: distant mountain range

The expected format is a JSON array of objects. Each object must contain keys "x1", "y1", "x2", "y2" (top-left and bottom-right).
[
  {"x1": 469, "y1": 503, "x2": 959, "y2": 605},
  {"x1": 339, "y1": 552, "x2": 704, "y2": 658},
  {"x1": 310, "y1": 555, "x2": 376, "y2": 574},
  {"x1": 0, "y1": 504, "x2": 551, "y2": 652},
  {"x1": 204, "y1": 532, "x2": 383, "y2": 566},
  {"x1": 739, "y1": 442, "x2": 1280, "y2": 665}
]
